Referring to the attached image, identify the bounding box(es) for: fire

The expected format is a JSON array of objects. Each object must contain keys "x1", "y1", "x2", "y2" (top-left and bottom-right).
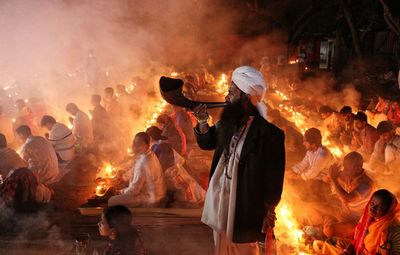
[
  {"x1": 126, "y1": 84, "x2": 136, "y2": 93},
  {"x1": 95, "y1": 163, "x2": 118, "y2": 197},
  {"x1": 289, "y1": 59, "x2": 299, "y2": 64},
  {"x1": 275, "y1": 202, "x2": 311, "y2": 254},
  {"x1": 275, "y1": 90, "x2": 344, "y2": 158},
  {"x1": 170, "y1": 72, "x2": 179, "y2": 77},
  {"x1": 216, "y1": 73, "x2": 229, "y2": 95},
  {"x1": 95, "y1": 180, "x2": 108, "y2": 197},
  {"x1": 97, "y1": 163, "x2": 117, "y2": 179},
  {"x1": 67, "y1": 122, "x2": 73, "y2": 129},
  {"x1": 144, "y1": 100, "x2": 167, "y2": 129}
]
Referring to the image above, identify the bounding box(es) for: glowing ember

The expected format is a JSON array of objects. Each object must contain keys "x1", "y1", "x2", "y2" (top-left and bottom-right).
[
  {"x1": 126, "y1": 84, "x2": 136, "y2": 93},
  {"x1": 95, "y1": 181, "x2": 108, "y2": 197},
  {"x1": 97, "y1": 163, "x2": 117, "y2": 179},
  {"x1": 289, "y1": 59, "x2": 299, "y2": 64},
  {"x1": 144, "y1": 100, "x2": 167, "y2": 129},
  {"x1": 170, "y1": 72, "x2": 179, "y2": 77},
  {"x1": 12, "y1": 118, "x2": 16, "y2": 123}
]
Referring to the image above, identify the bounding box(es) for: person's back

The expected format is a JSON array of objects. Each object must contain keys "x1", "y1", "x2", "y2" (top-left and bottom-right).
[
  {"x1": 163, "y1": 121, "x2": 184, "y2": 155},
  {"x1": 151, "y1": 141, "x2": 174, "y2": 171},
  {"x1": 91, "y1": 104, "x2": 110, "y2": 141},
  {"x1": 130, "y1": 151, "x2": 166, "y2": 205},
  {"x1": 48, "y1": 122, "x2": 75, "y2": 162},
  {"x1": 0, "y1": 147, "x2": 27, "y2": 178},
  {"x1": 21, "y1": 136, "x2": 58, "y2": 185},
  {"x1": 73, "y1": 110, "x2": 93, "y2": 147},
  {"x1": 174, "y1": 109, "x2": 196, "y2": 145}
]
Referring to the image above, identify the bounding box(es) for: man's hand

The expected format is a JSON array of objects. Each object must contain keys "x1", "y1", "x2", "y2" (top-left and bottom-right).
[
  {"x1": 192, "y1": 104, "x2": 210, "y2": 134},
  {"x1": 192, "y1": 104, "x2": 209, "y2": 123}
]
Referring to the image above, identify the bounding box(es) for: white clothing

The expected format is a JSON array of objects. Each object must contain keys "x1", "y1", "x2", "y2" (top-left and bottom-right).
[
  {"x1": 292, "y1": 146, "x2": 335, "y2": 181},
  {"x1": 370, "y1": 135, "x2": 400, "y2": 174},
  {"x1": 20, "y1": 136, "x2": 59, "y2": 185},
  {"x1": 231, "y1": 66, "x2": 267, "y2": 120},
  {"x1": 48, "y1": 123, "x2": 76, "y2": 161},
  {"x1": 108, "y1": 151, "x2": 166, "y2": 207},
  {"x1": 72, "y1": 110, "x2": 93, "y2": 148},
  {"x1": 202, "y1": 118, "x2": 253, "y2": 244},
  {"x1": 213, "y1": 231, "x2": 259, "y2": 255}
]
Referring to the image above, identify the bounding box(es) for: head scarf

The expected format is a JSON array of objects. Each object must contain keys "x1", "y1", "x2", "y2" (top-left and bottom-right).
[
  {"x1": 231, "y1": 66, "x2": 267, "y2": 120},
  {"x1": 352, "y1": 191, "x2": 399, "y2": 255}
]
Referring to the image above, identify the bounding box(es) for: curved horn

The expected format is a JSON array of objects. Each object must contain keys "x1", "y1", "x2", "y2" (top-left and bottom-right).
[{"x1": 159, "y1": 76, "x2": 228, "y2": 110}]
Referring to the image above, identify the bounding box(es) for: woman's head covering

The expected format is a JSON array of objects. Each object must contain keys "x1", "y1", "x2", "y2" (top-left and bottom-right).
[
  {"x1": 352, "y1": 189, "x2": 399, "y2": 255},
  {"x1": 231, "y1": 66, "x2": 267, "y2": 120}
]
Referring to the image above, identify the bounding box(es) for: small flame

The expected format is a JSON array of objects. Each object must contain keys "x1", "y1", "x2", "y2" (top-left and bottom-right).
[
  {"x1": 12, "y1": 118, "x2": 16, "y2": 123},
  {"x1": 216, "y1": 73, "x2": 229, "y2": 95},
  {"x1": 170, "y1": 72, "x2": 179, "y2": 77},
  {"x1": 97, "y1": 163, "x2": 117, "y2": 179},
  {"x1": 126, "y1": 84, "x2": 136, "y2": 93},
  {"x1": 95, "y1": 182, "x2": 108, "y2": 197}
]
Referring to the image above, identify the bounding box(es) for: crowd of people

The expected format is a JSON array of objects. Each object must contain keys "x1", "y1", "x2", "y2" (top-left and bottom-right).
[{"x1": 1, "y1": 62, "x2": 400, "y2": 255}]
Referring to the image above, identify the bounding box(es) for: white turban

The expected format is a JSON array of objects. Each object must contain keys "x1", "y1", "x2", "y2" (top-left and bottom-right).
[{"x1": 231, "y1": 66, "x2": 267, "y2": 120}]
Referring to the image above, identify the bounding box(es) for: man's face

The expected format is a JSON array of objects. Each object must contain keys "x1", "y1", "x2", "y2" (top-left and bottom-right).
[
  {"x1": 133, "y1": 137, "x2": 149, "y2": 155},
  {"x1": 320, "y1": 112, "x2": 330, "y2": 119},
  {"x1": 342, "y1": 113, "x2": 352, "y2": 122},
  {"x1": 354, "y1": 120, "x2": 365, "y2": 131},
  {"x1": 225, "y1": 82, "x2": 242, "y2": 104},
  {"x1": 98, "y1": 214, "x2": 113, "y2": 237},
  {"x1": 44, "y1": 123, "x2": 53, "y2": 131},
  {"x1": 16, "y1": 133, "x2": 27, "y2": 144},
  {"x1": 381, "y1": 132, "x2": 393, "y2": 143},
  {"x1": 343, "y1": 159, "x2": 360, "y2": 178},
  {"x1": 303, "y1": 140, "x2": 312, "y2": 151}
]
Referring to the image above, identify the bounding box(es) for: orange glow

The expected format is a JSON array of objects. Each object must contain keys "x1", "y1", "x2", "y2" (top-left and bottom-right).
[
  {"x1": 95, "y1": 181, "x2": 108, "y2": 197},
  {"x1": 215, "y1": 73, "x2": 229, "y2": 95}
]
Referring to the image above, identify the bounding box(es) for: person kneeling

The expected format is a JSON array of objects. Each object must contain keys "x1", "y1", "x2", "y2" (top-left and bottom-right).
[{"x1": 108, "y1": 132, "x2": 166, "y2": 208}]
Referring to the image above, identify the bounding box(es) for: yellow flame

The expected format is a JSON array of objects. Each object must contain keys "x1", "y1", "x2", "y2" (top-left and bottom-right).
[
  {"x1": 170, "y1": 72, "x2": 179, "y2": 77},
  {"x1": 216, "y1": 73, "x2": 229, "y2": 95},
  {"x1": 95, "y1": 182, "x2": 108, "y2": 197}
]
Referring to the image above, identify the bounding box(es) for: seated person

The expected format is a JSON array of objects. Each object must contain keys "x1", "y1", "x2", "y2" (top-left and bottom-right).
[
  {"x1": 156, "y1": 114, "x2": 186, "y2": 156},
  {"x1": 339, "y1": 106, "x2": 354, "y2": 146},
  {"x1": 0, "y1": 168, "x2": 40, "y2": 213},
  {"x1": 320, "y1": 189, "x2": 400, "y2": 255},
  {"x1": 40, "y1": 115, "x2": 76, "y2": 163},
  {"x1": 291, "y1": 128, "x2": 335, "y2": 181},
  {"x1": 370, "y1": 121, "x2": 400, "y2": 175},
  {"x1": 351, "y1": 112, "x2": 380, "y2": 161},
  {"x1": 323, "y1": 152, "x2": 375, "y2": 239},
  {"x1": 387, "y1": 100, "x2": 400, "y2": 127},
  {"x1": 0, "y1": 133, "x2": 27, "y2": 178},
  {"x1": 97, "y1": 205, "x2": 146, "y2": 255},
  {"x1": 146, "y1": 126, "x2": 174, "y2": 172},
  {"x1": 16, "y1": 125, "x2": 59, "y2": 186},
  {"x1": 146, "y1": 126, "x2": 205, "y2": 208},
  {"x1": 319, "y1": 106, "x2": 343, "y2": 145},
  {"x1": 108, "y1": 132, "x2": 166, "y2": 208}
]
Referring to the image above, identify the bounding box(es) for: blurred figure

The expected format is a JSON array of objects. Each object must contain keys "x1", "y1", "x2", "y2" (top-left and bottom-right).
[
  {"x1": 156, "y1": 114, "x2": 186, "y2": 156},
  {"x1": 0, "y1": 168, "x2": 40, "y2": 213},
  {"x1": 85, "y1": 49, "x2": 100, "y2": 92},
  {"x1": 370, "y1": 121, "x2": 400, "y2": 175},
  {"x1": 323, "y1": 152, "x2": 375, "y2": 239},
  {"x1": 387, "y1": 100, "x2": 400, "y2": 127},
  {"x1": 108, "y1": 132, "x2": 166, "y2": 208},
  {"x1": 319, "y1": 105, "x2": 343, "y2": 145},
  {"x1": 0, "y1": 133, "x2": 27, "y2": 178},
  {"x1": 103, "y1": 87, "x2": 120, "y2": 116},
  {"x1": 15, "y1": 125, "x2": 58, "y2": 186},
  {"x1": 66, "y1": 103, "x2": 93, "y2": 149},
  {"x1": 0, "y1": 106, "x2": 14, "y2": 145},
  {"x1": 90, "y1": 94, "x2": 111, "y2": 144},
  {"x1": 97, "y1": 205, "x2": 146, "y2": 255},
  {"x1": 374, "y1": 95, "x2": 390, "y2": 115},
  {"x1": 146, "y1": 126, "x2": 174, "y2": 172},
  {"x1": 40, "y1": 115, "x2": 76, "y2": 162},
  {"x1": 339, "y1": 106, "x2": 355, "y2": 146},
  {"x1": 14, "y1": 99, "x2": 37, "y2": 135},
  {"x1": 172, "y1": 106, "x2": 196, "y2": 147},
  {"x1": 351, "y1": 112, "x2": 380, "y2": 161}
]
